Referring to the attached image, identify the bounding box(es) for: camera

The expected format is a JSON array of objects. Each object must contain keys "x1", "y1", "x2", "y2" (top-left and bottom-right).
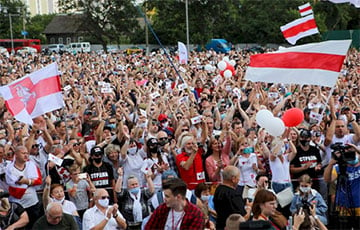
[
  {"x1": 330, "y1": 142, "x2": 356, "y2": 162},
  {"x1": 300, "y1": 198, "x2": 313, "y2": 213}
]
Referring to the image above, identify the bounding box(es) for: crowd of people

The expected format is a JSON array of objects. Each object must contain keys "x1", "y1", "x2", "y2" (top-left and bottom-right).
[{"x1": 0, "y1": 45, "x2": 358, "y2": 230}]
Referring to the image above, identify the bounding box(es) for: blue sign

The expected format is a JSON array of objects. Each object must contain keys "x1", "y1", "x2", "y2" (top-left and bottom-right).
[{"x1": 21, "y1": 30, "x2": 28, "y2": 36}]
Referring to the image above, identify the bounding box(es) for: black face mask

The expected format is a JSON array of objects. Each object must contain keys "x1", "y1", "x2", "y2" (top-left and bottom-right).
[
  {"x1": 93, "y1": 157, "x2": 102, "y2": 163},
  {"x1": 300, "y1": 140, "x2": 309, "y2": 146},
  {"x1": 149, "y1": 146, "x2": 158, "y2": 153}
]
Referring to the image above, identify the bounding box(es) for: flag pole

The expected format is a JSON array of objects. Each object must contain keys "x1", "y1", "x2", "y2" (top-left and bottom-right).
[{"x1": 317, "y1": 85, "x2": 335, "y2": 126}]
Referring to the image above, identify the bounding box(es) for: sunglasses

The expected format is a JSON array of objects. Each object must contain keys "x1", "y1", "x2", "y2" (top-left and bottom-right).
[
  {"x1": 100, "y1": 196, "x2": 110, "y2": 200},
  {"x1": 73, "y1": 143, "x2": 81, "y2": 146},
  {"x1": 158, "y1": 137, "x2": 168, "y2": 141},
  {"x1": 182, "y1": 129, "x2": 189, "y2": 132},
  {"x1": 32, "y1": 144, "x2": 39, "y2": 148},
  {"x1": 177, "y1": 116, "x2": 183, "y2": 120}
]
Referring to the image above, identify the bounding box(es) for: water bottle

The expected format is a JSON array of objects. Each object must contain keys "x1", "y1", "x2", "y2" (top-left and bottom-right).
[{"x1": 287, "y1": 216, "x2": 293, "y2": 230}]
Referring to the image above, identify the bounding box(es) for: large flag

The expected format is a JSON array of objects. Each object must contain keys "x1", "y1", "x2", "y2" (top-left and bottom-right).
[
  {"x1": 280, "y1": 14, "x2": 319, "y2": 45},
  {"x1": 0, "y1": 63, "x2": 64, "y2": 125},
  {"x1": 244, "y1": 40, "x2": 352, "y2": 87},
  {"x1": 328, "y1": 0, "x2": 360, "y2": 8},
  {"x1": 298, "y1": 3, "x2": 313, "y2": 16},
  {"x1": 178, "y1": 41, "x2": 188, "y2": 64}
]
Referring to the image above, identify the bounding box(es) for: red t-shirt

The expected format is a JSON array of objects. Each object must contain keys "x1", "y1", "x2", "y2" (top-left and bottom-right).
[{"x1": 176, "y1": 149, "x2": 205, "y2": 190}]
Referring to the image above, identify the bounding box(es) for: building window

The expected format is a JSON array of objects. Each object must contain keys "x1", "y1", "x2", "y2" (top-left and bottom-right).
[
  {"x1": 78, "y1": 36, "x2": 83, "y2": 42},
  {"x1": 67, "y1": 37, "x2": 71, "y2": 44},
  {"x1": 58, "y1": 37, "x2": 63, "y2": 44},
  {"x1": 50, "y1": 38, "x2": 55, "y2": 44}
]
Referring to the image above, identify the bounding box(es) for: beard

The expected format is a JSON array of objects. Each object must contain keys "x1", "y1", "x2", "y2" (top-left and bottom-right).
[{"x1": 184, "y1": 147, "x2": 193, "y2": 154}]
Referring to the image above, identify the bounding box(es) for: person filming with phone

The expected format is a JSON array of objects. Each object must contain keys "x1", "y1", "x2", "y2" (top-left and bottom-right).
[{"x1": 324, "y1": 142, "x2": 360, "y2": 229}]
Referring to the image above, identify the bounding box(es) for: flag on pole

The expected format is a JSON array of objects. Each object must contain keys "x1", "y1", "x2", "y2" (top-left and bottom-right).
[
  {"x1": 0, "y1": 63, "x2": 64, "y2": 125},
  {"x1": 328, "y1": 0, "x2": 360, "y2": 8},
  {"x1": 280, "y1": 14, "x2": 319, "y2": 45},
  {"x1": 298, "y1": 2, "x2": 313, "y2": 16},
  {"x1": 244, "y1": 40, "x2": 352, "y2": 87},
  {"x1": 178, "y1": 41, "x2": 188, "y2": 64}
]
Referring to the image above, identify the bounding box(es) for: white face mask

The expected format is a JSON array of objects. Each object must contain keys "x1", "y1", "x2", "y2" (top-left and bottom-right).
[
  {"x1": 162, "y1": 122, "x2": 169, "y2": 128},
  {"x1": 98, "y1": 198, "x2": 109, "y2": 208},
  {"x1": 299, "y1": 186, "x2": 311, "y2": 193},
  {"x1": 201, "y1": 195, "x2": 210, "y2": 201},
  {"x1": 128, "y1": 147, "x2": 137, "y2": 155},
  {"x1": 52, "y1": 197, "x2": 65, "y2": 204}
]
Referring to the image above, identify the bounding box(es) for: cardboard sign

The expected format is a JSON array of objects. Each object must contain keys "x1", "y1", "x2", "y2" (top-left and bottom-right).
[
  {"x1": 150, "y1": 92, "x2": 161, "y2": 99},
  {"x1": 48, "y1": 154, "x2": 63, "y2": 166},
  {"x1": 63, "y1": 85, "x2": 71, "y2": 91},
  {"x1": 178, "y1": 83, "x2": 188, "y2": 91}
]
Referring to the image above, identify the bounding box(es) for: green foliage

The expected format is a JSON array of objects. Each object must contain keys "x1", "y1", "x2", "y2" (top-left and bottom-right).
[
  {"x1": 0, "y1": 0, "x2": 26, "y2": 39},
  {"x1": 26, "y1": 14, "x2": 56, "y2": 43}
]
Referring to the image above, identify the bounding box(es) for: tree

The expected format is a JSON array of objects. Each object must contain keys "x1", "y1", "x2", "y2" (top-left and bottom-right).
[
  {"x1": 26, "y1": 14, "x2": 56, "y2": 43},
  {"x1": 58, "y1": 0, "x2": 140, "y2": 50},
  {"x1": 0, "y1": 0, "x2": 27, "y2": 39}
]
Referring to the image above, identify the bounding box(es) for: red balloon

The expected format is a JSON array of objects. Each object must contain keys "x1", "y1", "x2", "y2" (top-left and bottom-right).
[
  {"x1": 226, "y1": 63, "x2": 236, "y2": 75},
  {"x1": 220, "y1": 70, "x2": 225, "y2": 77},
  {"x1": 282, "y1": 108, "x2": 304, "y2": 127}
]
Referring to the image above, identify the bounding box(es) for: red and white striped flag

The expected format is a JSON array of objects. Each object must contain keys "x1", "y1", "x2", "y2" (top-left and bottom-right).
[
  {"x1": 280, "y1": 14, "x2": 319, "y2": 45},
  {"x1": 328, "y1": 0, "x2": 360, "y2": 8},
  {"x1": 244, "y1": 40, "x2": 352, "y2": 87},
  {"x1": 298, "y1": 3, "x2": 313, "y2": 16},
  {"x1": 0, "y1": 63, "x2": 64, "y2": 125}
]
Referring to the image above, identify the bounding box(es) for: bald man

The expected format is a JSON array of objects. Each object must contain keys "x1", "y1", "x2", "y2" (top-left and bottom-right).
[
  {"x1": 213, "y1": 166, "x2": 251, "y2": 229},
  {"x1": 32, "y1": 202, "x2": 78, "y2": 229}
]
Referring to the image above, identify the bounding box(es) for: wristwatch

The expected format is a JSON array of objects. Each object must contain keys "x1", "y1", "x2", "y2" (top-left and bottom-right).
[
  {"x1": 105, "y1": 216, "x2": 110, "y2": 221},
  {"x1": 314, "y1": 215, "x2": 319, "y2": 220}
]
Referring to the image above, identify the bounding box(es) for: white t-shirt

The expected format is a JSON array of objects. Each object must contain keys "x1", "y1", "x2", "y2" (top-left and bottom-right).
[
  {"x1": 324, "y1": 134, "x2": 355, "y2": 166},
  {"x1": 82, "y1": 205, "x2": 125, "y2": 230},
  {"x1": 141, "y1": 154, "x2": 169, "y2": 189},
  {"x1": 269, "y1": 154, "x2": 291, "y2": 183},
  {"x1": 164, "y1": 209, "x2": 185, "y2": 230},
  {"x1": 236, "y1": 153, "x2": 258, "y2": 187},
  {"x1": 120, "y1": 149, "x2": 146, "y2": 188}
]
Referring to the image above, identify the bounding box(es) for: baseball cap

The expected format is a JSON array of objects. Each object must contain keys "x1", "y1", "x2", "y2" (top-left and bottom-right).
[
  {"x1": 300, "y1": 129, "x2": 311, "y2": 138},
  {"x1": 146, "y1": 138, "x2": 158, "y2": 147},
  {"x1": 158, "y1": 114, "x2": 168, "y2": 122},
  {"x1": 161, "y1": 170, "x2": 178, "y2": 180},
  {"x1": 90, "y1": 146, "x2": 103, "y2": 156},
  {"x1": 84, "y1": 109, "x2": 92, "y2": 115}
]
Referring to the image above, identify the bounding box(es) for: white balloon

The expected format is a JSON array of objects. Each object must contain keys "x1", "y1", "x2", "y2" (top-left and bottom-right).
[
  {"x1": 211, "y1": 66, "x2": 217, "y2": 72},
  {"x1": 224, "y1": 69, "x2": 233, "y2": 78},
  {"x1": 264, "y1": 117, "x2": 285, "y2": 137},
  {"x1": 256, "y1": 109, "x2": 273, "y2": 127},
  {"x1": 229, "y1": 60, "x2": 236, "y2": 66},
  {"x1": 204, "y1": 64, "x2": 213, "y2": 71},
  {"x1": 217, "y1": 61, "x2": 227, "y2": 71},
  {"x1": 223, "y1": 56, "x2": 230, "y2": 63}
]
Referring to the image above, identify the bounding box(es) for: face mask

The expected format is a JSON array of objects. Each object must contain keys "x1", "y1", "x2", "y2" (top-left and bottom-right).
[
  {"x1": 220, "y1": 113, "x2": 226, "y2": 120},
  {"x1": 108, "y1": 123, "x2": 116, "y2": 130},
  {"x1": 347, "y1": 155, "x2": 359, "y2": 165},
  {"x1": 93, "y1": 157, "x2": 102, "y2": 164},
  {"x1": 300, "y1": 140, "x2": 309, "y2": 146},
  {"x1": 98, "y1": 198, "x2": 109, "y2": 208},
  {"x1": 52, "y1": 197, "x2": 65, "y2": 203},
  {"x1": 162, "y1": 122, "x2": 169, "y2": 128},
  {"x1": 201, "y1": 195, "x2": 210, "y2": 201},
  {"x1": 243, "y1": 147, "x2": 254, "y2": 154},
  {"x1": 129, "y1": 187, "x2": 140, "y2": 195},
  {"x1": 149, "y1": 146, "x2": 158, "y2": 153},
  {"x1": 138, "y1": 138, "x2": 145, "y2": 145},
  {"x1": 299, "y1": 186, "x2": 311, "y2": 193},
  {"x1": 128, "y1": 147, "x2": 137, "y2": 155}
]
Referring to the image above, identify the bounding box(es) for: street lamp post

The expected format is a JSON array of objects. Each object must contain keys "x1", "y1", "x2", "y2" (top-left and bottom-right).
[{"x1": 0, "y1": 6, "x2": 22, "y2": 54}]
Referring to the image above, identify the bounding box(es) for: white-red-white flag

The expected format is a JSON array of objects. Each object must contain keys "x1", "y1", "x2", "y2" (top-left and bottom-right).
[
  {"x1": 0, "y1": 63, "x2": 64, "y2": 125},
  {"x1": 328, "y1": 0, "x2": 360, "y2": 8},
  {"x1": 244, "y1": 40, "x2": 352, "y2": 87},
  {"x1": 178, "y1": 41, "x2": 188, "y2": 64},
  {"x1": 298, "y1": 3, "x2": 313, "y2": 16},
  {"x1": 280, "y1": 14, "x2": 319, "y2": 45}
]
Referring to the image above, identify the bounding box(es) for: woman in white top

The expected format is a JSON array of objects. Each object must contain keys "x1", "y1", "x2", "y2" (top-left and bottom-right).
[
  {"x1": 230, "y1": 137, "x2": 260, "y2": 197},
  {"x1": 43, "y1": 175, "x2": 79, "y2": 216}
]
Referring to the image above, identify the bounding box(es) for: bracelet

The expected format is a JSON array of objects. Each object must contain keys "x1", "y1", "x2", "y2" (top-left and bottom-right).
[
  {"x1": 105, "y1": 216, "x2": 110, "y2": 221},
  {"x1": 314, "y1": 215, "x2": 319, "y2": 220},
  {"x1": 349, "y1": 119, "x2": 355, "y2": 123},
  {"x1": 113, "y1": 214, "x2": 118, "y2": 218},
  {"x1": 28, "y1": 179, "x2": 32, "y2": 186}
]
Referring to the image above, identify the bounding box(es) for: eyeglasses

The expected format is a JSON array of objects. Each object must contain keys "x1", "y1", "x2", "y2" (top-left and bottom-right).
[
  {"x1": 73, "y1": 143, "x2": 80, "y2": 146},
  {"x1": 48, "y1": 213, "x2": 63, "y2": 220},
  {"x1": 182, "y1": 129, "x2": 189, "y2": 132},
  {"x1": 100, "y1": 196, "x2": 110, "y2": 200}
]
